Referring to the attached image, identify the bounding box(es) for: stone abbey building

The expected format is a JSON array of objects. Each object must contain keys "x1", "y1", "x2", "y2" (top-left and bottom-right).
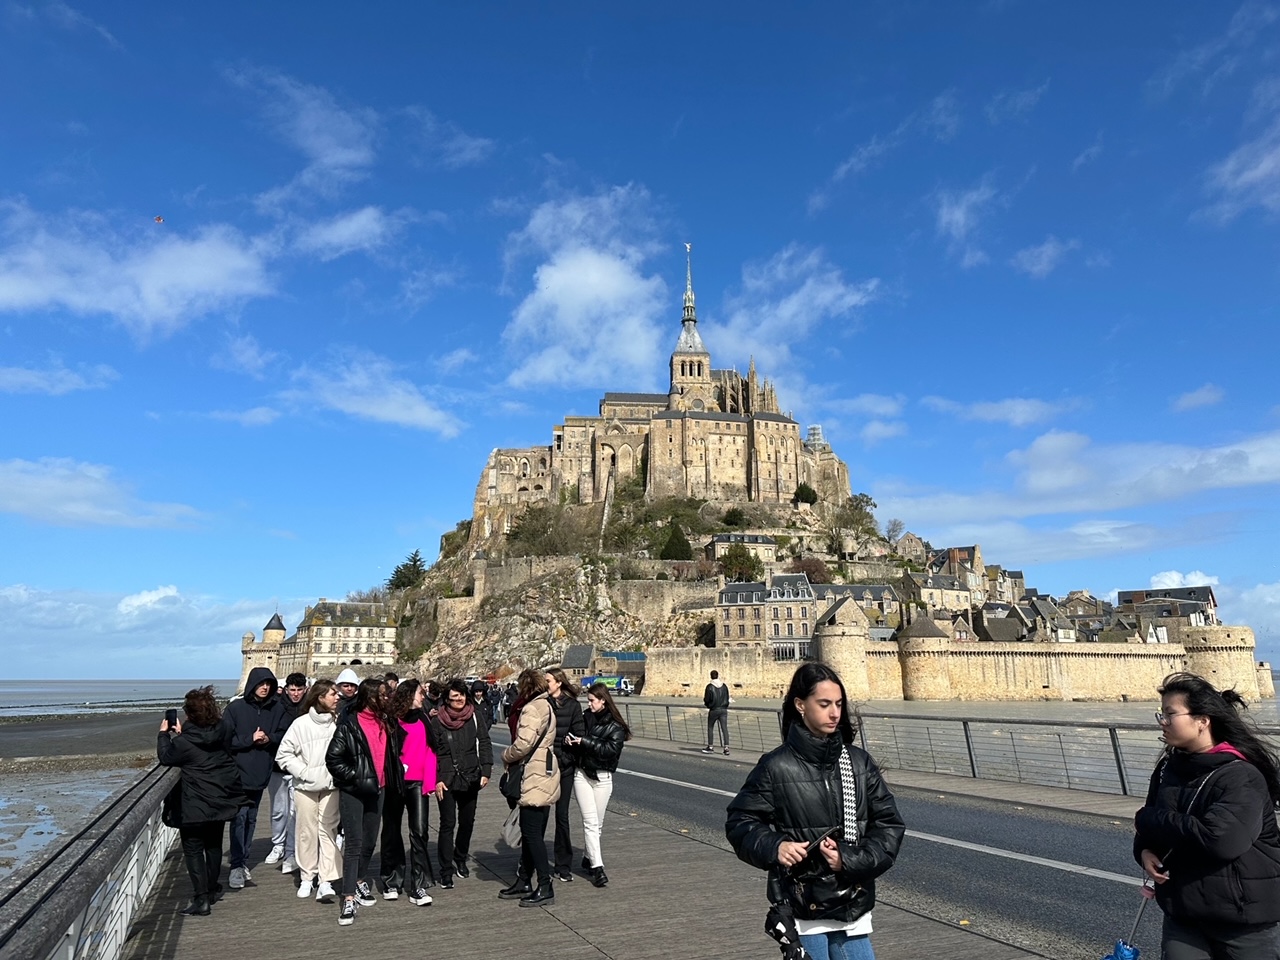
[{"x1": 472, "y1": 255, "x2": 851, "y2": 535}]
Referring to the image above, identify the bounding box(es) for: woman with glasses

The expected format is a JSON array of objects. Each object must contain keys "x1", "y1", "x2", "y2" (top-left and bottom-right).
[
  {"x1": 727, "y1": 663, "x2": 904, "y2": 960},
  {"x1": 1135, "y1": 672, "x2": 1280, "y2": 960},
  {"x1": 276, "y1": 679, "x2": 342, "y2": 903},
  {"x1": 429, "y1": 678, "x2": 493, "y2": 890}
]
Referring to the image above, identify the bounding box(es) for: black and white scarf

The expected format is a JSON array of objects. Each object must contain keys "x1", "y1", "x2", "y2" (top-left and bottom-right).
[{"x1": 837, "y1": 745, "x2": 859, "y2": 845}]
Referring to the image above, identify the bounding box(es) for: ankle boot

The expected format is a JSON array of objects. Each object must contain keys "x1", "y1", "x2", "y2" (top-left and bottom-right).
[
  {"x1": 591, "y1": 866, "x2": 608, "y2": 887},
  {"x1": 181, "y1": 895, "x2": 211, "y2": 916},
  {"x1": 498, "y1": 874, "x2": 532, "y2": 899},
  {"x1": 519, "y1": 879, "x2": 555, "y2": 907}
]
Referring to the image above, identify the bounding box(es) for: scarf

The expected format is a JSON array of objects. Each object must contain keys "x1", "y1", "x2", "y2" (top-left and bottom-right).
[
  {"x1": 837, "y1": 744, "x2": 859, "y2": 845},
  {"x1": 437, "y1": 698, "x2": 475, "y2": 731}
]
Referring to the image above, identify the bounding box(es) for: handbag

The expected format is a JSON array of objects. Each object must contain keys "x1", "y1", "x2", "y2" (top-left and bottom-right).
[
  {"x1": 500, "y1": 805, "x2": 522, "y2": 848},
  {"x1": 499, "y1": 707, "x2": 553, "y2": 802},
  {"x1": 161, "y1": 781, "x2": 183, "y2": 828}
]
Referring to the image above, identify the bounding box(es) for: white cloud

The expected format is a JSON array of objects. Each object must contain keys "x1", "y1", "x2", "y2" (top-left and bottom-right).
[
  {"x1": 1204, "y1": 119, "x2": 1280, "y2": 221},
  {"x1": 985, "y1": 80, "x2": 1050, "y2": 124},
  {"x1": 1149, "y1": 3, "x2": 1279, "y2": 100},
  {"x1": 208, "y1": 406, "x2": 280, "y2": 427},
  {"x1": 294, "y1": 206, "x2": 398, "y2": 260},
  {"x1": 1172, "y1": 383, "x2": 1225, "y2": 411},
  {"x1": 0, "y1": 582, "x2": 292, "y2": 679},
  {"x1": 0, "y1": 200, "x2": 275, "y2": 339},
  {"x1": 922, "y1": 395, "x2": 1077, "y2": 428},
  {"x1": 0, "y1": 359, "x2": 117, "y2": 395},
  {"x1": 1222, "y1": 580, "x2": 1280, "y2": 650},
  {"x1": 1150, "y1": 570, "x2": 1219, "y2": 589},
  {"x1": 212, "y1": 333, "x2": 278, "y2": 379},
  {"x1": 502, "y1": 185, "x2": 668, "y2": 389},
  {"x1": 117, "y1": 584, "x2": 180, "y2": 616},
  {"x1": 228, "y1": 67, "x2": 378, "y2": 209},
  {"x1": 879, "y1": 428, "x2": 1280, "y2": 528},
  {"x1": 284, "y1": 348, "x2": 460, "y2": 436},
  {"x1": 437, "y1": 348, "x2": 478, "y2": 373},
  {"x1": 405, "y1": 106, "x2": 495, "y2": 169},
  {"x1": 1073, "y1": 132, "x2": 1104, "y2": 172},
  {"x1": 23, "y1": 2, "x2": 121, "y2": 48},
  {"x1": 936, "y1": 181, "x2": 998, "y2": 267},
  {"x1": 0, "y1": 457, "x2": 199, "y2": 527},
  {"x1": 399, "y1": 260, "x2": 457, "y2": 310},
  {"x1": 824, "y1": 393, "x2": 906, "y2": 418},
  {"x1": 1010, "y1": 235, "x2": 1080, "y2": 278},
  {"x1": 861, "y1": 420, "x2": 907, "y2": 445},
  {"x1": 701, "y1": 244, "x2": 880, "y2": 386}
]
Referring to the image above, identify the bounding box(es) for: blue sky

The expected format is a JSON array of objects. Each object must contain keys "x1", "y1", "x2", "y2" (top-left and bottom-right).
[{"x1": 3, "y1": 2, "x2": 1279, "y2": 679}]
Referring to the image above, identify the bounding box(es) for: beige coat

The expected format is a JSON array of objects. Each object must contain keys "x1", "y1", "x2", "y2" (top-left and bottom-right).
[{"x1": 502, "y1": 693, "x2": 560, "y2": 807}]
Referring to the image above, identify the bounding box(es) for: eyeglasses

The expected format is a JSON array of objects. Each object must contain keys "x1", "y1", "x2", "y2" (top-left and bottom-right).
[{"x1": 1155, "y1": 711, "x2": 1192, "y2": 724}]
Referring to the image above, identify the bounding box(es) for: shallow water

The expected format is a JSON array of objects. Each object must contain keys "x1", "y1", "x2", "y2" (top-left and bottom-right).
[{"x1": 0, "y1": 679, "x2": 239, "y2": 716}]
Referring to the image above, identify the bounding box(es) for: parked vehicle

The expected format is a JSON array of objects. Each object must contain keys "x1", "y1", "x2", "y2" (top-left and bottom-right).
[{"x1": 581, "y1": 675, "x2": 634, "y2": 697}]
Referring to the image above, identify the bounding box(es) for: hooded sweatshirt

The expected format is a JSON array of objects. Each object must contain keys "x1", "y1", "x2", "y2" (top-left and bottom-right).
[{"x1": 223, "y1": 666, "x2": 290, "y2": 791}]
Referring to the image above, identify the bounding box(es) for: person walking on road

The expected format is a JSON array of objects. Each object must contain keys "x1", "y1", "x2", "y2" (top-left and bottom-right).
[
  {"x1": 326, "y1": 677, "x2": 400, "y2": 926},
  {"x1": 430, "y1": 678, "x2": 493, "y2": 889},
  {"x1": 267, "y1": 672, "x2": 307, "y2": 874},
  {"x1": 1134, "y1": 671, "x2": 1280, "y2": 960},
  {"x1": 727, "y1": 662, "x2": 905, "y2": 960},
  {"x1": 222, "y1": 666, "x2": 290, "y2": 891},
  {"x1": 383, "y1": 679, "x2": 437, "y2": 905},
  {"x1": 157, "y1": 686, "x2": 244, "y2": 917},
  {"x1": 498, "y1": 668, "x2": 560, "y2": 908},
  {"x1": 703, "y1": 669, "x2": 731, "y2": 755},
  {"x1": 547, "y1": 667, "x2": 585, "y2": 882},
  {"x1": 276, "y1": 679, "x2": 341, "y2": 903},
  {"x1": 564, "y1": 681, "x2": 630, "y2": 887}
]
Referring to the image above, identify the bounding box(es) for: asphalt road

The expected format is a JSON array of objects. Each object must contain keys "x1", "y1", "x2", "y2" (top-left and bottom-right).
[{"x1": 491, "y1": 730, "x2": 1161, "y2": 960}]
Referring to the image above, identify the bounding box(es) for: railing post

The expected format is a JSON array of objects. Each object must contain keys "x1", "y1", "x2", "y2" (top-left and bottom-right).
[
  {"x1": 665, "y1": 704, "x2": 675, "y2": 742},
  {"x1": 1109, "y1": 726, "x2": 1131, "y2": 796},
  {"x1": 962, "y1": 720, "x2": 979, "y2": 778}
]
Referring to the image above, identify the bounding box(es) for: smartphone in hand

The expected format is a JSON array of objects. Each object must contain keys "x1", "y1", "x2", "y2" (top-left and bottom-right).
[{"x1": 165, "y1": 708, "x2": 179, "y2": 726}]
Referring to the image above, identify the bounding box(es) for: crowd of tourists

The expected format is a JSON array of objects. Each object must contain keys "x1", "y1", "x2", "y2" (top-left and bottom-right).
[{"x1": 156, "y1": 665, "x2": 630, "y2": 925}]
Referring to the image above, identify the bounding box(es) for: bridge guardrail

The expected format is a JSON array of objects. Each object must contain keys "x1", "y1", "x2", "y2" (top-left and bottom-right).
[
  {"x1": 618, "y1": 701, "x2": 1280, "y2": 797},
  {"x1": 0, "y1": 764, "x2": 177, "y2": 960}
]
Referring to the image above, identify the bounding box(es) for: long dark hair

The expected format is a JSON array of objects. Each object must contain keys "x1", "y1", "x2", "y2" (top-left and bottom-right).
[
  {"x1": 389, "y1": 679, "x2": 422, "y2": 719},
  {"x1": 351, "y1": 676, "x2": 392, "y2": 731},
  {"x1": 302, "y1": 679, "x2": 336, "y2": 714},
  {"x1": 781, "y1": 662, "x2": 857, "y2": 745},
  {"x1": 586, "y1": 682, "x2": 632, "y2": 741},
  {"x1": 547, "y1": 667, "x2": 579, "y2": 699},
  {"x1": 1159, "y1": 672, "x2": 1280, "y2": 803}
]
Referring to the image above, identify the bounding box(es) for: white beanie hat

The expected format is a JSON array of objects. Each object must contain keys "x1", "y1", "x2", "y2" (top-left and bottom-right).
[{"x1": 335, "y1": 668, "x2": 360, "y2": 686}]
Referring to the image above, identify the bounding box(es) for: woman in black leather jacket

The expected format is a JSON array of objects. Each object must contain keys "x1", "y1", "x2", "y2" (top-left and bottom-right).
[
  {"x1": 325, "y1": 677, "x2": 400, "y2": 927},
  {"x1": 1134, "y1": 672, "x2": 1280, "y2": 960},
  {"x1": 727, "y1": 663, "x2": 904, "y2": 960},
  {"x1": 564, "y1": 681, "x2": 630, "y2": 887}
]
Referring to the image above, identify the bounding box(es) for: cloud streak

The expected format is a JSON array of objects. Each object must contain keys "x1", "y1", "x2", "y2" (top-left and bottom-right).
[
  {"x1": 0, "y1": 457, "x2": 199, "y2": 527},
  {"x1": 0, "y1": 359, "x2": 117, "y2": 394},
  {"x1": 922, "y1": 395, "x2": 1080, "y2": 427},
  {"x1": 1010, "y1": 235, "x2": 1080, "y2": 278}
]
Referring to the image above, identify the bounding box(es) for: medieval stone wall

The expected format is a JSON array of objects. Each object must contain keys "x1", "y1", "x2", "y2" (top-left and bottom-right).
[{"x1": 610, "y1": 579, "x2": 717, "y2": 621}]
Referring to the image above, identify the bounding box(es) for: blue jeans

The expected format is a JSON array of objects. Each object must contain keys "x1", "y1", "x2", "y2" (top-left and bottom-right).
[
  {"x1": 229, "y1": 788, "x2": 264, "y2": 869},
  {"x1": 799, "y1": 931, "x2": 875, "y2": 960}
]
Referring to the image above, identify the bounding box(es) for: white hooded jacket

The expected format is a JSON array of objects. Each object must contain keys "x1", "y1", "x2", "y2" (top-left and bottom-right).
[{"x1": 276, "y1": 707, "x2": 338, "y2": 792}]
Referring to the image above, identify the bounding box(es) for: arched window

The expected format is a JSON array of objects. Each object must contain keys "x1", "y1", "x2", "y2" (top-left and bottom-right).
[{"x1": 697, "y1": 361, "x2": 703, "y2": 376}]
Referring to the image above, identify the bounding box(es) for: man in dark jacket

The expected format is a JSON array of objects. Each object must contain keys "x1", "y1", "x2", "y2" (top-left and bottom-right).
[
  {"x1": 702, "y1": 670, "x2": 731, "y2": 756},
  {"x1": 266, "y1": 673, "x2": 307, "y2": 873},
  {"x1": 223, "y1": 666, "x2": 290, "y2": 889}
]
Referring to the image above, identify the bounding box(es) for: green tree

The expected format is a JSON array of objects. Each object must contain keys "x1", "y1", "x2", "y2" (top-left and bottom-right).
[
  {"x1": 386, "y1": 549, "x2": 428, "y2": 590},
  {"x1": 825, "y1": 493, "x2": 880, "y2": 557},
  {"x1": 720, "y1": 542, "x2": 764, "y2": 582},
  {"x1": 794, "y1": 482, "x2": 818, "y2": 505},
  {"x1": 722, "y1": 506, "x2": 746, "y2": 527},
  {"x1": 660, "y1": 522, "x2": 694, "y2": 560}
]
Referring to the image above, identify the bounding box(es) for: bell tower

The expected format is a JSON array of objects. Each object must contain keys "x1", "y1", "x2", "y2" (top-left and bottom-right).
[{"x1": 669, "y1": 243, "x2": 715, "y2": 412}]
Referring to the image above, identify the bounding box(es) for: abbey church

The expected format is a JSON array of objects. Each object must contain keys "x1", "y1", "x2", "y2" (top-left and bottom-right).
[{"x1": 472, "y1": 253, "x2": 851, "y2": 536}]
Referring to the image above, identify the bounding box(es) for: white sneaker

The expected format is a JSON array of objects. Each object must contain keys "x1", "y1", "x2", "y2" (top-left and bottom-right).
[
  {"x1": 243, "y1": 867, "x2": 253, "y2": 882},
  {"x1": 408, "y1": 888, "x2": 433, "y2": 906},
  {"x1": 382, "y1": 887, "x2": 399, "y2": 901},
  {"x1": 264, "y1": 845, "x2": 284, "y2": 865},
  {"x1": 281, "y1": 858, "x2": 297, "y2": 874},
  {"x1": 228, "y1": 867, "x2": 245, "y2": 890},
  {"x1": 297, "y1": 879, "x2": 314, "y2": 899},
  {"x1": 316, "y1": 881, "x2": 336, "y2": 902}
]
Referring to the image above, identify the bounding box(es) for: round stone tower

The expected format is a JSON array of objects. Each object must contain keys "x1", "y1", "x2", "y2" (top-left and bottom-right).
[
  {"x1": 896, "y1": 612, "x2": 953, "y2": 701},
  {"x1": 1257, "y1": 662, "x2": 1276, "y2": 699},
  {"x1": 1170, "y1": 623, "x2": 1263, "y2": 700},
  {"x1": 814, "y1": 599, "x2": 872, "y2": 702}
]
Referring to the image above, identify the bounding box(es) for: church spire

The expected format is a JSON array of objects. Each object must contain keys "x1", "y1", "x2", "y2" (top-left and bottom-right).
[{"x1": 683, "y1": 242, "x2": 697, "y2": 324}]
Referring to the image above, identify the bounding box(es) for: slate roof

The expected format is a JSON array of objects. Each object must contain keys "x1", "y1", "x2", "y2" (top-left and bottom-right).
[
  {"x1": 302, "y1": 601, "x2": 396, "y2": 627},
  {"x1": 977, "y1": 618, "x2": 1025, "y2": 643},
  {"x1": 1118, "y1": 586, "x2": 1217, "y2": 606},
  {"x1": 264, "y1": 612, "x2": 286, "y2": 632},
  {"x1": 812, "y1": 583, "x2": 900, "y2": 603},
  {"x1": 869, "y1": 627, "x2": 897, "y2": 642},
  {"x1": 560, "y1": 644, "x2": 595, "y2": 670},
  {"x1": 770, "y1": 574, "x2": 813, "y2": 596},
  {"x1": 719, "y1": 582, "x2": 767, "y2": 604},
  {"x1": 898, "y1": 615, "x2": 951, "y2": 640},
  {"x1": 817, "y1": 596, "x2": 851, "y2": 624},
  {"x1": 710, "y1": 533, "x2": 777, "y2": 546},
  {"x1": 674, "y1": 320, "x2": 709, "y2": 354},
  {"x1": 602, "y1": 392, "x2": 669, "y2": 404},
  {"x1": 910, "y1": 572, "x2": 965, "y2": 591}
]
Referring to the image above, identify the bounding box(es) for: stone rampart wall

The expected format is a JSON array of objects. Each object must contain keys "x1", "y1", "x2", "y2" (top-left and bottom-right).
[
  {"x1": 479, "y1": 556, "x2": 582, "y2": 599},
  {"x1": 610, "y1": 580, "x2": 717, "y2": 620}
]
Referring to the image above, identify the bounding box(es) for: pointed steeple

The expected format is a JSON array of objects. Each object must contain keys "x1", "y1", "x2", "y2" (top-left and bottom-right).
[{"x1": 674, "y1": 242, "x2": 708, "y2": 355}]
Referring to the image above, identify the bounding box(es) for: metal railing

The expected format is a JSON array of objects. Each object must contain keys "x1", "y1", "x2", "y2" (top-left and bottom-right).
[
  {"x1": 618, "y1": 702, "x2": 1280, "y2": 797},
  {"x1": 0, "y1": 764, "x2": 177, "y2": 960}
]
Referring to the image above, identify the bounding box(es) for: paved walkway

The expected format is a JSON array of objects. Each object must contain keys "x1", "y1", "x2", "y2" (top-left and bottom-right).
[{"x1": 123, "y1": 770, "x2": 1049, "y2": 960}]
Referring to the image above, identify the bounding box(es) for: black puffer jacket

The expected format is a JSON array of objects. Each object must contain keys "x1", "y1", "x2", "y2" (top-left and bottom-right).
[
  {"x1": 550, "y1": 692, "x2": 585, "y2": 774},
  {"x1": 568, "y1": 709, "x2": 626, "y2": 780},
  {"x1": 726, "y1": 723, "x2": 905, "y2": 923},
  {"x1": 326, "y1": 711, "x2": 402, "y2": 799},
  {"x1": 428, "y1": 710, "x2": 493, "y2": 792},
  {"x1": 1134, "y1": 749, "x2": 1280, "y2": 926},
  {"x1": 157, "y1": 723, "x2": 244, "y2": 825}
]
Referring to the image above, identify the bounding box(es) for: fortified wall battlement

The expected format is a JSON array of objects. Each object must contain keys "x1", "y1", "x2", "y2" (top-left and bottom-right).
[{"x1": 643, "y1": 605, "x2": 1268, "y2": 702}]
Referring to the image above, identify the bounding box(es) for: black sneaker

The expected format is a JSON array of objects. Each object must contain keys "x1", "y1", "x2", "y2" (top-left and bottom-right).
[
  {"x1": 555, "y1": 868, "x2": 573, "y2": 882},
  {"x1": 454, "y1": 857, "x2": 470, "y2": 879},
  {"x1": 408, "y1": 888, "x2": 433, "y2": 906},
  {"x1": 438, "y1": 874, "x2": 454, "y2": 890},
  {"x1": 700, "y1": 746, "x2": 714, "y2": 754},
  {"x1": 581, "y1": 855, "x2": 591, "y2": 871},
  {"x1": 338, "y1": 899, "x2": 356, "y2": 926},
  {"x1": 354, "y1": 881, "x2": 376, "y2": 907}
]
